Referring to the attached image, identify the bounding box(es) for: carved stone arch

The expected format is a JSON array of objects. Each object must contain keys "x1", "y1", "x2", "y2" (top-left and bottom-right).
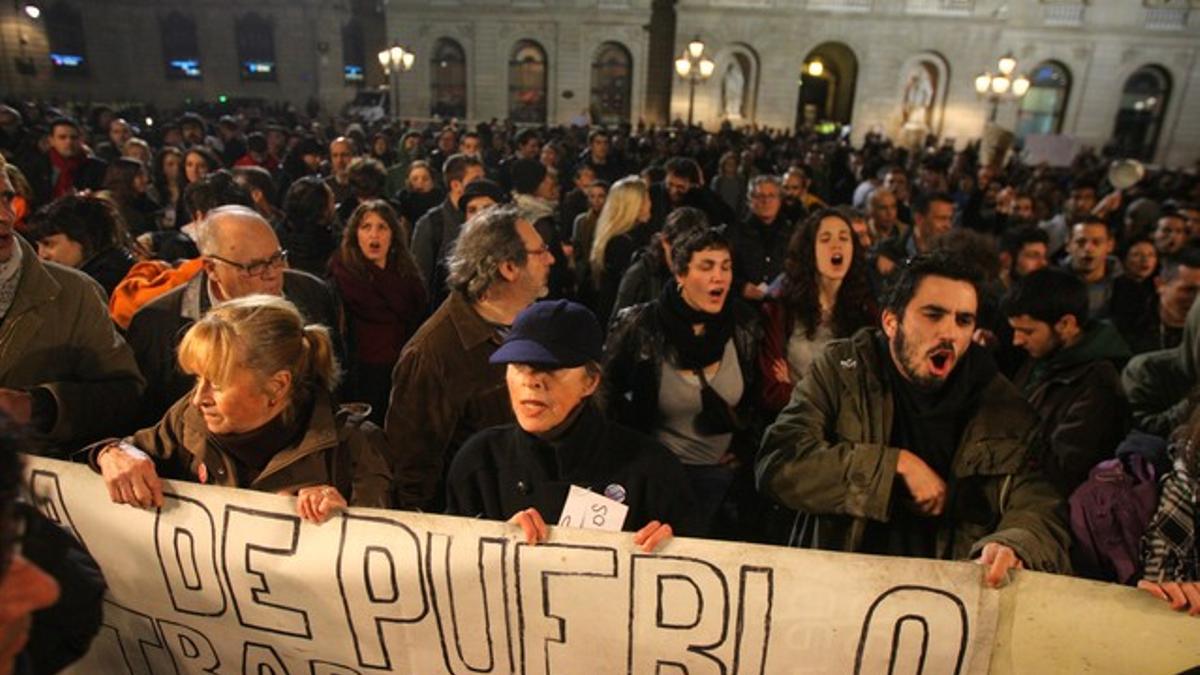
[
  {"x1": 712, "y1": 42, "x2": 760, "y2": 124},
  {"x1": 896, "y1": 51, "x2": 949, "y2": 136}
]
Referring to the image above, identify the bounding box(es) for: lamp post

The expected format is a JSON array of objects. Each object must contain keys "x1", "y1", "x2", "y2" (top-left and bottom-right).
[
  {"x1": 674, "y1": 36, "x2": 714, "y2": 126},
  {"x1": 377, "y1": 43, "x2": 415, "y2": 120},
  {"x1": 974, "y1": 53, "x2": 1031, "y2": 123}
]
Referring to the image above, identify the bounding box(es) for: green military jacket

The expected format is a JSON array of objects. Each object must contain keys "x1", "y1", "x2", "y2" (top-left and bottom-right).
[{"x1": 756, "y1": 328, "x2": 1071, "y2": 573}]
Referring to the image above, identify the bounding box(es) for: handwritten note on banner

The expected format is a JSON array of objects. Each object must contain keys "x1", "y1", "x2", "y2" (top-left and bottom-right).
[
  {"x1": 557, "y1": 485, "x2": 628, "y2": 532},
  {"x1": 21, "y1": 456, "x2": 1198, "y2": 675}
]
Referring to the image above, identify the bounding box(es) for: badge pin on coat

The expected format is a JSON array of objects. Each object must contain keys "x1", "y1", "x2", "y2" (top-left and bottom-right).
[
  {"x1": 604, "y1": 484, "x2": 627, "y2": 504},
  {"x1": 840, "y1": 358, "x2": 857, "y2": 370}
]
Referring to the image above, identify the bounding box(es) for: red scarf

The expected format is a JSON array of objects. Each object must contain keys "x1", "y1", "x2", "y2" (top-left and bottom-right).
[{"x1": 49, "y1": 148, "x2": 85, "y2": 199}]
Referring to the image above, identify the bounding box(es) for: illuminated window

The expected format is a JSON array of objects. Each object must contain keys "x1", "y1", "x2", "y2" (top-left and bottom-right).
[
  {"x1": 235, "y1": 13, "x2": 276, "y2": 82},
  {"x1": 342, "y1": 19, "x2": 365, "y2": 85},
  {"x1": 431, "y1": 38, "x2": 467, "y2": 119},
  {"x1": 45, "y1": 2, "x2": 87, "y2": 76},
  {"x1": 590, "y1": 42, "x2": 632, "y2": 125},
  {"x1": 162, "y1": 13, "x2": 201, "y2": 80},
  {"x1": 508, "y1": 40, "x2": 547, "y2": 124},
  {"x1": 1016, "y1": 61, "x2": 1070, "y2": 138},
  {"x1": 1111, "y1": 65, "x2": 1171, "y2": 161}
]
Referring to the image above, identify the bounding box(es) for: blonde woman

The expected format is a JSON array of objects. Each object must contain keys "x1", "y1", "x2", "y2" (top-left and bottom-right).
[
  {"x1": 91, "y1": 295, "x2": 391, "y2": 522},
  {"x1": 586, "y1": 175, "x2": 651, "y2": 326}
]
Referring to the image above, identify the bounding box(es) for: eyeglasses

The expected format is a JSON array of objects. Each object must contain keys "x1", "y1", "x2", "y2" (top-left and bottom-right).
[
  {"x1": 208, "y1": 250, "x2": 288, "y2": 278},
  {"x1": 525, "y1": 243, "x2": 552, "y2": 257},
  {"x1": 750, "y1": 192, "x2": 780, "y2": 201}
]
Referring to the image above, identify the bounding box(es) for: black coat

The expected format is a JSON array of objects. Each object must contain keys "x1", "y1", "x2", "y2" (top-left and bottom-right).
[
  {"x1": 23, "y1": 153, "x2": 108, "y2": 208},
  {"x1": 126, "y1": 269, "x2": 343, "y2": 426},
  {"x1": 446, "y1": 402, "x2": 700, "y2": 536}
]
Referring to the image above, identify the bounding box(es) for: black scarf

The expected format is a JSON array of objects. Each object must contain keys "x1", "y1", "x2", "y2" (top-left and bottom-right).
[
  {"x1": 209, "y1": 399, "x2": 311, "y2": 487},
  {"x1": 655, "y1": 279, "x2": 736, "y2": 370}
]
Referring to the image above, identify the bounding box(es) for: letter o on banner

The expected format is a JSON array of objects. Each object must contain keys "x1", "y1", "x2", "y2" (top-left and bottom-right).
[{"x1": 855, "y1": 585, "x2": 969, "y2": 675}]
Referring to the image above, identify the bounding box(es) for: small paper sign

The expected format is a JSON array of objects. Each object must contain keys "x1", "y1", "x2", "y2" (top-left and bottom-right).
[{"x1": 557, "y1": 485, "x2": 629, "y2": 532}]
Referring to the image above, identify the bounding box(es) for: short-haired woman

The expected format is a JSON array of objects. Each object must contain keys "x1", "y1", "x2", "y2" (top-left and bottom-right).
[
  {"x1": 92, "y1": 295, "x2": 391, "y2": 522},
  {"x1": 28, "y1": 195, "x2": 136, "y2": 296},
  {"x1": 603, "y1": 227, "x2": 762, "y2": 537}
]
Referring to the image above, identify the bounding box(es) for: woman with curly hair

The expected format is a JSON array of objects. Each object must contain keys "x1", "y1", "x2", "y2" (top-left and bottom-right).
[{"x1": 759, "y1": 208, "x2": 877, "y2": 414}]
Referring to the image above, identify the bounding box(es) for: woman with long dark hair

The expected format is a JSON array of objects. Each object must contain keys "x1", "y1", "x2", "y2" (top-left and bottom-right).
[
  {"x1": 102, "y1": 157, "x2": 160, "y2": 236},
  {"x1": 278, "y1": 176, "x2": 338, "y2": 276},
  {"x1": 153, "y1": 146, "x2": 183, "y2": 229},
  {"x1": 759, "y1": 208, "x2": 877, "y2": 414},
  {"x1": 328, "y1": 200, "x2": 427, "y2": 425}
]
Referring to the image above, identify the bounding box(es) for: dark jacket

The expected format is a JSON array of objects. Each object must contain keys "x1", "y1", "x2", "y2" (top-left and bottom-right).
[
  {"x1": 446, "y1": 402, "x2": 700, "y2": 535},
  {"x1": 601, "y1": 298, "x2": 764, "y2": 462},
  {"x1": 410, "y1": 198, "x2": 465, "y2": 310},
  {"x1": 23, "y1": 153, "x2": 107, "y2": 208},
  {"x1": 126, "y1": 269, "x2": 343, "y2": 426},
  {"x1": 611, "y1": 252, "x2": 671, "y2": 321},
  {"x1": 730, "y1": 214, "x2": 794, "y2": 293},
  {"x1": 756, "y1": 328, "x2": 1071, "y2": 572},
  {"x1": 79, "y1": 246, "x2": 135, "y2": 298},
  {"x1": 1012, "y1": 320, "x2": 1131, "y2": 495},
  {"x1": 96, "y1": 389, "x2": 391, "y2": 508},
  {"x1": 327, "y1": 254, "x2": 427, "y2": 366},
  {"x1": 385, "y1": 291, "x2": 515, "y2": 510},
  {"x1": 1123, "y1": 293, "x2": 1200, "y2": 438}
]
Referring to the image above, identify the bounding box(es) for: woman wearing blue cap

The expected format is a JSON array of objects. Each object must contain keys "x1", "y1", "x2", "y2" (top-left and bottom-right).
[{"x1": 445, "y1": 299, "x2": 698, "y2": 551}]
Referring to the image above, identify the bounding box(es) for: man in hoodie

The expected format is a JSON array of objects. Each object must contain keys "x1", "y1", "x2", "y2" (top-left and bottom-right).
[
  {"x1": 1005, "y1": 267, "x2": 1131, "y2": 495},
  {"x1": 1123, "y1": 294, "x2": 1200, "y2": 438}
]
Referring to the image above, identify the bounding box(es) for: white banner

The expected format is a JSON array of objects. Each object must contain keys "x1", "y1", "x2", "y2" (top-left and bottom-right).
[{"x1": 22, "y1": 456, "x2": 1200, "y2": 674}]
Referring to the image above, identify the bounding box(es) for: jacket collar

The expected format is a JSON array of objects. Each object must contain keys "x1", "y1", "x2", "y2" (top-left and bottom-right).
[
  {"x1": 182, "y1": 388, "x2": 340, "y2": 487},
  {"x1": 516, "y1": 401, "x2": 606, "y2": 482},
  {"x1": 5, "y1": 236, "x2": 59, "y2": 319},
  {"x1": 447, "y1": 291, "x2": 501, "y2": 351}
]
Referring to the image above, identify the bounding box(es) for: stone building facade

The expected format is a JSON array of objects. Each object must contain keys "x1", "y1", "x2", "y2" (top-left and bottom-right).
[{"x1": 1, "y1": 0, "x2": 1197, "y2": 166}]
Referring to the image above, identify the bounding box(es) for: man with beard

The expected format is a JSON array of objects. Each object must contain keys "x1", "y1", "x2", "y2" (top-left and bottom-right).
[
  {"x1": 757, "y1": 253, "x2": 1070, "y2": 586},
  {"x1": 1041, "y1": 179, "x2": 1098, "y2": 259},
  {"x1": 1064, "y1": 218, "x2": 1120, "y2": 318}
]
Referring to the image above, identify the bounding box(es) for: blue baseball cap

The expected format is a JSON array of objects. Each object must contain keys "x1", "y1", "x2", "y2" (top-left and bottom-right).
[{"x1": 489, "y1": 300, "x2": 603, "y2": 368}]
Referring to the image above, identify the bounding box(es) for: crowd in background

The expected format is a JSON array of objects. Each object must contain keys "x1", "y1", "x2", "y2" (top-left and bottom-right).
[{"x1": 2, "y1": 94, "x2": 1200, "y2": 671}]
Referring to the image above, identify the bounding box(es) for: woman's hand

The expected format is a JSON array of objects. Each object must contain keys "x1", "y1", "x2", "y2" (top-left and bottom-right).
[
  {"x1": 1138, "y1": 579, "x2": 1200, "y2": 616},
  {"x1": 97, "y1": 443, "x2": 164, "y2": 508},
  {"x1": 508, "y1": 508, "x2": 549, "y2": 545},
  {"x1": 632, "y1": 521, "x2": 674, "y2": 553},
  {"x1": 771, "y1": 358, "x2": 791, "y2": 385},
  {"x1": 975, "y1": 542, "x2": 1024, "y2": 588},
  {"x1": 295, "y1": 485, "x2": 348, "y2": 524}
]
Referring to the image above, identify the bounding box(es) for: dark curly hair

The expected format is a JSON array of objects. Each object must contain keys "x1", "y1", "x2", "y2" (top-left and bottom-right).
[{"x1": 779, "y1": 208, "x2": 875, "y2": 339}]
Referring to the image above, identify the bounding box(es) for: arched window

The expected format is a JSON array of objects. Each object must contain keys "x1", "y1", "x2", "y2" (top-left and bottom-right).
[
  {"x1": 162, "y1": 13, "x2": 201, "y2": 80},
  {"x1": 431, "y1": 38, "x2": 467, "y2": 119},
  {"x1": 590, "y1": 42, "x2": 632, "y2": 125},
  {"x1": 342, "y1": 19, "x2": 365, "y2": 85},
  {"x1": 1016, "y1": 61, "x2": 1071, "y2": 138},
  {"x1": 45, "y1": 2, "x2": 87, "y2": 75},
  {"x1": 235, "y1": 13, "x2": 276, "y2": 81},
  {"x1": 1112, "y1": 65, "x2": 1171, "y2": 161},
  {"x1": 508, "y1": 40, "x2": 547, "y2": 124}
]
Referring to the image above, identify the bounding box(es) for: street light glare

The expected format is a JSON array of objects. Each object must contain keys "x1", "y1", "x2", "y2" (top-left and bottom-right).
[
  {"x1": 699, "y1": 58, "x2": 715, "y2": 78},
  {"x1": 807, "y1": 60, "x2": 824, "y2": 77},
  {"x1": 991, "y1": 75, "x2": 1011, "y2": 94},
  {"x1": 23, "y1": 3, "x2": 40, "y2": 19},
  {"x1": 1012, "y1": 75, "x2": 1030, "y2": 97},
  {"x1": 687, "y1": 37, "x2": 704, "y2": 59},
  {"x1": 974, "y1": 73, "x2": 992, "y2": 94},
  {"x1": 675, "y1": 58, "x2": 691, "y2": 77},
  {"x1": 998, "y1": 54, "x2": 1016, "y2": 76}
]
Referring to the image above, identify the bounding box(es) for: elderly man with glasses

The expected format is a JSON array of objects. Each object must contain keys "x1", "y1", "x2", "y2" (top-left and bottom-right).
[
  {"x1": 126, "y1": 205, "x2": 342, "y2": 425},
  {"x1": 731, "y1": 174, "x2": 793, "y2": 302}
]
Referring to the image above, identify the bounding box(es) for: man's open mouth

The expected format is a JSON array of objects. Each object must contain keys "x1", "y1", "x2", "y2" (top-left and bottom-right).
[{"x1": 928, "y1": 349, "x2": 955, "y2": 377}]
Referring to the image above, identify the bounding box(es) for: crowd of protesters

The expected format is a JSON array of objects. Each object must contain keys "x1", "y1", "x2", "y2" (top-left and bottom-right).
[{"x1": 1, "y1": 94, "x2": 1200, "y2": 670}]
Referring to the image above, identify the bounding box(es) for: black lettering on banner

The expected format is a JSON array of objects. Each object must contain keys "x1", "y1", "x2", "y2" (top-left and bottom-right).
[
  {"x1": 222, "y1": 506, "x2": 311, "y2": 638},
  {"x1": 516, "y1": 543, "x2": 618, "y2": 675},
  {"x1": 156, "y1": 494, "x2": 226, "y2": 617},
  {"x1": 309, "y1": 660, "x2": 362, "y2": 675},
  {"x1": 731, "y1": 567, "x2": 773, "y2": 675},
  {"x1": 627, "y1": 555, "x2": 730, "y2": 675},
  {"x1": 426, "y1": 533, "x2": 513, "y2": 674},
  {"x1": 28, "y1": 469, "x2": 88, "y2": 551},
  {"x1": 854, "y1": 585, "x2": 969, "y2": 675},
  {"x1": 337, "y1": 514, "x2": 429, "y2": 670},
  {"x1": 158, "y1": 618, "x2": 220, "y2": 674},
  {"x1": 99, "y1": 599, "x2": 177, "y2": 675},
  {"x1": 243, "y1": 642, "x2": 292, "y2": 675}
]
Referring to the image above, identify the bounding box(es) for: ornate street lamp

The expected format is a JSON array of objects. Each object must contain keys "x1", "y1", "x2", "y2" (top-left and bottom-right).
[
  {"x1": 674, "y1": 35, "x2": 714, "y2": 126},
  {"x1": 378, "y1": 43, "x2": 415, "y2": 120},
  {"x1": 974, "y1": 52, "x2": 1030, "y2": 122}
]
